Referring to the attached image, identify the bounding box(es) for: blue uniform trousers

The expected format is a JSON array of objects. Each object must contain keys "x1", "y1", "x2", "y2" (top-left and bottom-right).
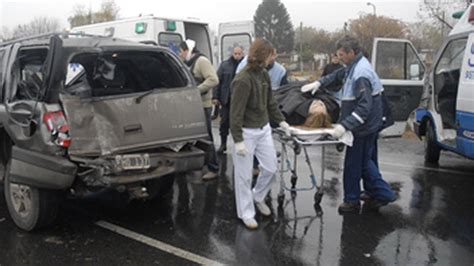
[{"x1": 343, "y1": 132, "x2": 395, "y2": 203}]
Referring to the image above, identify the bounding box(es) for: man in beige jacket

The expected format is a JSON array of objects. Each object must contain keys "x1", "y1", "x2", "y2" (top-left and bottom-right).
[{"x1": 179, "y1": 39, "x2": 220, "y2": 180}]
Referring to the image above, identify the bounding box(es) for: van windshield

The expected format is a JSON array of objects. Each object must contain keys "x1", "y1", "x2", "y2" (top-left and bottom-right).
[{"x1": 64, "y1": 50, "x2": 188, "y2": 97}]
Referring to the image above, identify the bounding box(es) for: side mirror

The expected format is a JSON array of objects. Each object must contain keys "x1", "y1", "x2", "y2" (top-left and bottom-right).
[{"x1": 409, "y1": 64, "x2": 420, "y2": 80}]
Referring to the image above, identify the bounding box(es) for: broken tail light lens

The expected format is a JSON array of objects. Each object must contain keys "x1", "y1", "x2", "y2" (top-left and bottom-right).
[{"x1": 43, "y1": 111, "x2": 71, "y2": 148}]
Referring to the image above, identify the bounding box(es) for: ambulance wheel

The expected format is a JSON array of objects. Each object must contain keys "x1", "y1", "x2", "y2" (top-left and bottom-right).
[
  {"x1": 424, "y1": 121, "x2": 441, "y2": 164},
  {"x1": 4, "y1": 160, "x2": 59, "y2": 231},
  {"x1": 314, "y1": 192, "x2": 323, "y2": 205}
]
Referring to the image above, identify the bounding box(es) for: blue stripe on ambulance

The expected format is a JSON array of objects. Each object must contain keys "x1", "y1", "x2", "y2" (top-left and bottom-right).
[{"x1": 456, "y1": 111, "x2": 474, "y2": 159}]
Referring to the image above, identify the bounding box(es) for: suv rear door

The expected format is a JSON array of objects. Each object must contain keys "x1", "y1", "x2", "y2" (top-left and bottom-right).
[
  {"x1": 372, "y1": 38, "x2": 425, "y2": 136},
  {"x1": 60, "y1": 46, "x2": 208, "y2": 156}
]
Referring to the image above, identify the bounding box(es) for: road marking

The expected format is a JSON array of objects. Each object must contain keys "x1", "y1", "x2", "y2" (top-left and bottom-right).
[
  {"x1": 95, "y1": 220, "x2": 224, "y2": 266},
  {"x1": 322, "y1": 153, "x2": 472, "y2": 176}
]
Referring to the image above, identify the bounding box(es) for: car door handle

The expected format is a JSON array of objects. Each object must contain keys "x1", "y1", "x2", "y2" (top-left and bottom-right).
[{"x1": 124, "y1": 124, "x2": 142, "y2": 134}]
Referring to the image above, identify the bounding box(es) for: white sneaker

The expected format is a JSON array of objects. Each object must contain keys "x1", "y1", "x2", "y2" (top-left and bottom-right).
[
  {"x1": 255, "y1": 201, "x2": 271, "y2": 216},
  {"x1": 242, "y1": 218, "x2": 258, "y2": 229}
]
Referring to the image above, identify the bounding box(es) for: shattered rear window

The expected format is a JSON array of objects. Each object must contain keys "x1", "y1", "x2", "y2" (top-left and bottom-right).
[{"x1": 65, "y1": 50, "x2": 188, "y2": 97}]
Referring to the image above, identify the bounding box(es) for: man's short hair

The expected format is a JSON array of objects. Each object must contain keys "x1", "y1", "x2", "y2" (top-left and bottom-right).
[{"x1": 336, "y1": 35, "x2": 360, "y2": 54}]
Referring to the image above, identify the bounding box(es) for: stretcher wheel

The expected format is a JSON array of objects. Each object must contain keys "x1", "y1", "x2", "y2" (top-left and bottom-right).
[
  {"x1": 336, "y1": 144, "x2": 345, "y2": 152},
  {"x1": 314, "y1": 192, "x2": 323, "y2": 205},
  {"x1": 277, "y1": 194, "x2": 285, "y2": 207}
]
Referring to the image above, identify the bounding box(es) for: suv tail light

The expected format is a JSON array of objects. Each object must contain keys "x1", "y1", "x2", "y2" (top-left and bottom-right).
[{"x1": 43, "y1": 111, "x2": 71, "y2": 148}]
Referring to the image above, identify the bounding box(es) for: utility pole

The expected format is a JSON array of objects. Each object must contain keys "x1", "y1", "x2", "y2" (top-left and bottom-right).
[{"x1": 300, "y1": 21, "x2": 303, "y2": 72}]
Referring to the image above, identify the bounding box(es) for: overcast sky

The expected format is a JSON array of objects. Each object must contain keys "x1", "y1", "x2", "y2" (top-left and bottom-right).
[{"x1": 1, "y1": 0, "x2": 423, "y2": 32}]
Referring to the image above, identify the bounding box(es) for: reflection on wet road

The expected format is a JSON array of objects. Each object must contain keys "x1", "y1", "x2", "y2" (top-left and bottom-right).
[{"x1": 0, "y1": 135, "x2": 473, "y2": 265}]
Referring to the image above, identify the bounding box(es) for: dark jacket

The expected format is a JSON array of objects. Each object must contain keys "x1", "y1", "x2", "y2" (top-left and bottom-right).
[
  {"x1": 230, "y1": 67, "x2": 285, "y2": 143},
  {"x1": 321, "y1": 62, "x2": 343, "y2": 92},
  {"x1": 319, "y1": 53, "x2": 391, "y2": 136},
  {"x1": 213, "y1": 56, "x2": 241, "y2": 106},
  {"x1": 274, "y1": 82, "x2": 340, "y2": 125}
]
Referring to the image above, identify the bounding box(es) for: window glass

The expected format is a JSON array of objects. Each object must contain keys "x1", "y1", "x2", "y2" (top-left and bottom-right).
[
  {"x1": 158, "y1": 33, "x2": 183, "y2": 55},
  {"x1": 221, "y1": 34, "x2": 251, "y2": 61},
  {"x1": 435, "y1": 38, "x2": 467, "y2": 75},
  {"x1": 0, "y1": 50, "x2": 5, "y2": 87},
  {"x1": 375, "y1": 41, "x2": 424, "y2": 80},
  {"x1": 15, "y1": 48, "x2": 48, "y2": 100},
  {"x1": 66, "y1": 50, "x2": 188, "y2": 97}
]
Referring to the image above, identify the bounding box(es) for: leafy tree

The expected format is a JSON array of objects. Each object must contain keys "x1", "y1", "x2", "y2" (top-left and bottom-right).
[
  {"x1": 68, "y1": 0, "x2": 120, "y2": 28},
  {"x1": 254, "y1": 0, "x2": 295, "y2": 53},
  {"x1": 347, "y1": 14, "x2": 407, "y2": 56}
]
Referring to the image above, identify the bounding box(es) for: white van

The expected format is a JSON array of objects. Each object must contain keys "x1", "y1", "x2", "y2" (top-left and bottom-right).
[
  {"x1": 72, "y1": 17, "x2": 255, "y2": 67},
  {"x1": 71, "y1": 15, "x2": 215, "y2": 63},
  {"x1": 410, "y1": 4, "x2": 474, "y2": 163}
]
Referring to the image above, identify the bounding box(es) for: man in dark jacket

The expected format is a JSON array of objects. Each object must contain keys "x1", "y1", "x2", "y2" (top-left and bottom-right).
[
  {"x1": 301, "y1": 35, "x2": 395, "y2": 213},
  {"x1": 213, "y1": 46, "x2": 244, "y2": 153}
]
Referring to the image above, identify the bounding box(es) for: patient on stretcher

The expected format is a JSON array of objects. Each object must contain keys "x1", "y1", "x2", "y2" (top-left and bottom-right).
[{"x1": 274, "y1": 82, "x2": 340, "y2": 130}]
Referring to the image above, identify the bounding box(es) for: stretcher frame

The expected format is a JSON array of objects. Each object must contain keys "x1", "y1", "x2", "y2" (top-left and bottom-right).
[{"x1": 273, "y1": 128, "x2": 344, "y2": 206}]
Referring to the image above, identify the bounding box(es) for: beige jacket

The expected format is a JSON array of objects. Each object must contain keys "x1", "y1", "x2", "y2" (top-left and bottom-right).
[{"x1": 192, "y1": 56, "x2": 219, "y2": 108}]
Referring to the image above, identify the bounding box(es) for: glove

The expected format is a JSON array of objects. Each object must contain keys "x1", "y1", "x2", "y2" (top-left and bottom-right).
[
  {"x1": 279, "y1": 121, "x2": 292, "y2": 137},
  {"x1": 332, "y1": 124, "x2": 346, "y2": 139},
  {"x1": 301, "y1": 81, "x2": 321, "y2": 95},
  {"x1": 235, "y1": 142, "x2": 249, "y2": 157}
]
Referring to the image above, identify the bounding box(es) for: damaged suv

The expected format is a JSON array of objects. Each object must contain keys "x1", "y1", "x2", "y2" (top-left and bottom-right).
[{"x1": 0, "y1": 33, "x2": 210, "y2": 231}]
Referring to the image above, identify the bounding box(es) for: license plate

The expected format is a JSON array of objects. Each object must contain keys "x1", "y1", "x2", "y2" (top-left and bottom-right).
[{"x1": 115, "y1": 154, "x2": 151, "y2": 170}]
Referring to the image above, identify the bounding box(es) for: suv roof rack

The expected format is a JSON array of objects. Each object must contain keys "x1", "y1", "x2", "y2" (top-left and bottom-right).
[{"x1": 0, "y1": 31, "x2": 105, "y2": 47}]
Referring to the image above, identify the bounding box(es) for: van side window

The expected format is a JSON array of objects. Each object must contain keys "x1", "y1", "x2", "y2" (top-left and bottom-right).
[
  {"x1": 375, "y1": 40, "x2": 424, "y2": 80},
  {"x1": 158, "y1": 33, "x2": 183, "y2": 55},
  {"x1": 434, "y1": 37, "x2": 467, "y2": 129},
  {"x1": 221, "y1": 34, "x2": 251, "y2": 62}
]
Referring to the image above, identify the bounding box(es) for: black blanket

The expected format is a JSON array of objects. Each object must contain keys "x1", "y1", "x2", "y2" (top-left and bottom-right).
[{"x1": 274, "y1": 82, "x2": 340, "y2": 125}]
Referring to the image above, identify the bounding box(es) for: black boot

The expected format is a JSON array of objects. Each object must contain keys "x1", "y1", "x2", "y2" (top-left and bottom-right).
[{"x1": 218, "y1": 136, "x2": 227, "y2": 153}]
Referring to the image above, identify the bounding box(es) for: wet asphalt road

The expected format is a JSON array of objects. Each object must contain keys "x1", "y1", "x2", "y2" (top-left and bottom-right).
[{"x1": 1, "y1": 128, "x2": 474, "y2": 266}]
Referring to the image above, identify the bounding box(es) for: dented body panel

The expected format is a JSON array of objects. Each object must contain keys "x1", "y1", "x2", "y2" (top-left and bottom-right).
[{"x1": 61, "y1": 88, "x2": 208, "y2": 156}]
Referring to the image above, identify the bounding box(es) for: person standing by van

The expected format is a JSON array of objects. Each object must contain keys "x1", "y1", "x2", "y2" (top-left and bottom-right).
[
  {"x1": 179, "y1": 39, "x2": 220, "y2": 180},
  {"x1": 301, "y1": 35, "x2": 395, "y2": 213},
  {"x1": 236, "y1": 48, "x2": 288, "y2": 90},
  {"x1": 230, "y1": 38, "x2": 291, "y2": 229},
  {"x1": 213, "y1": 46, "x2": 244, "y2": 154}
]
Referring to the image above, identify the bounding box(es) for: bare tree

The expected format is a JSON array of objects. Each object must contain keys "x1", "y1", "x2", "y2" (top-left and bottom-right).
[
  {"x1": 7, "y1": 17, "x2": 61, "y2": 40},
  {"x1": 347, "y1": 14, "x2": 407, "y2": 56},
  {"x1": 68, "y1": 0, "x2": 120, "y2": 28},
  {"x1": 421, "y1": 0, "x2": 469, "y2": 33},
  {"x1": 0, "y1": 26, "x2": 13, "y2": 42}
]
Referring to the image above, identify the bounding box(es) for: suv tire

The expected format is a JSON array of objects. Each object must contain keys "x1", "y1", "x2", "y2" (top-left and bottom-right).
[
  {"x1": 424, "y1": 120, "x2": 441, "y2": 164},
  {"x1": 4, "y1": 160, "x2": 59, "y2": 231}
]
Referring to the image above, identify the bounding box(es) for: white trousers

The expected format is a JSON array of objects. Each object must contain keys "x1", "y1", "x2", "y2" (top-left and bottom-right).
[{"x1": 232, "y1": 124, "x2": 278, "y2": 219}]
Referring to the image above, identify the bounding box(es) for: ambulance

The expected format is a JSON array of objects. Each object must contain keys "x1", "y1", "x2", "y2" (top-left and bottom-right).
[
  {"x1": 71, "y1": 15, "x2": 215, "y2": 63},
  {"x1": 71, "y1": 16, "x2": 254, "y2": 66},
  {"x1": 412, "y1": 4, "x2": 474, "y2": 163}
]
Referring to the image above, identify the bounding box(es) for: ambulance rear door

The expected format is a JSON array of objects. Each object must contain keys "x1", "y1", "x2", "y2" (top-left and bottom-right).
[{"x1": 218, "y1": 21, "x2": 255, "y2": 64}]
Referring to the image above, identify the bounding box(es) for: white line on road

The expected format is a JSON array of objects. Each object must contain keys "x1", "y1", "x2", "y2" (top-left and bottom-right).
[
  {"x1": 95, "y1": 220, "x2": 224, "y2": 266},
  {"x1": 323, "y1": 153, "x2": 472, "y2": 176}
]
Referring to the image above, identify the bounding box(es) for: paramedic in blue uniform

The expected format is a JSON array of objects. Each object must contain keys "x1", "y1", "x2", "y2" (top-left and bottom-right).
[{"x1": 301, "y1": 35, "x2": 396, "y2": 212}]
